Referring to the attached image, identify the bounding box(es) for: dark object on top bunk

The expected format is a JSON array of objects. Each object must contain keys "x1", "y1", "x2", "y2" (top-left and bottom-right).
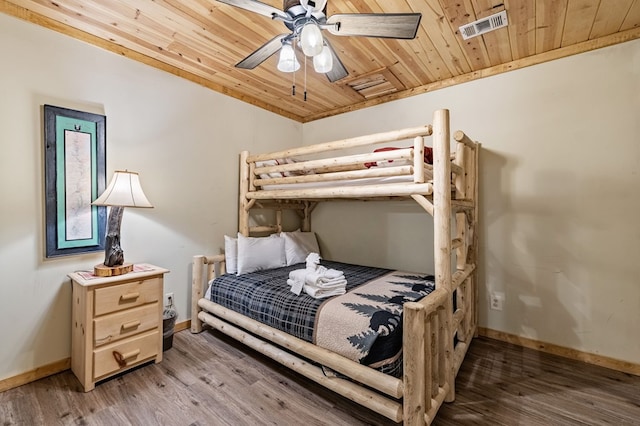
[{"x1": 364, "y1": 146, "x2": 433, "y2": 168}]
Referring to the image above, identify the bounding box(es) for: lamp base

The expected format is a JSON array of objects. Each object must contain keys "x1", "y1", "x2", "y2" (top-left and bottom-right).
[{"x1": 94, "y1": 262, "x2": 133, "y2": 277}]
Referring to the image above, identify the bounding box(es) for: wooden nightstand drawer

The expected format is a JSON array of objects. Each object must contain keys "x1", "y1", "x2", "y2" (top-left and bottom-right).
[
  {"x1": 94, "y1": 277, "x2": 161, "y2": 316},
  {"x1": 94, "y1": 302, "x2": 160, "y2": 347},
  {"x1": 93, "y1": 329, "x2": 160, "y2": 380}
]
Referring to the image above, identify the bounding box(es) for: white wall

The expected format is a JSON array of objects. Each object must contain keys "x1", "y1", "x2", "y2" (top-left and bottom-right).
[
  {"x1": 0, "y1": 13, "x2": 301, "y2": 381},
  {"x1": 304, "y1": 40, "x2": 640, "y2": 365}
]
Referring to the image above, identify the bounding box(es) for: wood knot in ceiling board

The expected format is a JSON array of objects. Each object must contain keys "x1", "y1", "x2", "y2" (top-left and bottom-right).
[{"x1": 135, "y1": 9, "x2": 141, "y2": 20}]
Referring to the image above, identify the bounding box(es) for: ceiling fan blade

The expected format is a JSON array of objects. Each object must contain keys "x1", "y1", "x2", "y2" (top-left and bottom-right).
[
  {"x1": 236, "y1": 34, "x2": 288, "y2": 69},
  {"x1": 326, "y1": 13, "x2": 422, "y2": 39},
  {"x1": 217, "y1": 0, "x2": 288, "y2": 20},
  {"x1": 323, "y1": 40, "x2": 348, "y2": 82}
]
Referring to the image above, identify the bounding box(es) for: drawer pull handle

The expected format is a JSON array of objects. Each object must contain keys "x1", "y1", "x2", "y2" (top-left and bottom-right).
[
  {"x1": 121, "y1": 320, "x2": 141, "y2": 330},
  {"x1": 95, "y1": 335, "x2": 113, "y2": 345},
  {"x1": 120, "y1": 292, "x2": 140, "y2": 302},
  {"x1": 112, "y1": 349, "x2": 141, "y2": 368}
]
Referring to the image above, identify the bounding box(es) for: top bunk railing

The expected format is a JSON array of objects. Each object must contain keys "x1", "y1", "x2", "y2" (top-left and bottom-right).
[
  {"x1": 247, "y1": 125, "x2": 433, "y2": 163},
  {"x1": 239, "y1": 111, "x2": 478, "y2": 207},
  {"x1": 242, "y1": 125, "x2": 440, "y2": 201}
]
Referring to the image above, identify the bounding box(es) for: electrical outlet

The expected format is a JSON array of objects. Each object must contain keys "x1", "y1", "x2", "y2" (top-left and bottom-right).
[
  {"x1": 490, "y1": 292, "x2": 504, "y2": 311},
  {"x1": 165, "y1": 292, "x2": 174, "y2": 307}
]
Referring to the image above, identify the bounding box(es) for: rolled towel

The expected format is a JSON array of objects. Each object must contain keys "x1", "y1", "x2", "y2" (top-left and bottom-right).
[
  {"x1": 305, "y1": 252, "x2": 322, "y2": 270},
  {"x1": 288, "y1": 269, "x2": 307, "y2": 296}
]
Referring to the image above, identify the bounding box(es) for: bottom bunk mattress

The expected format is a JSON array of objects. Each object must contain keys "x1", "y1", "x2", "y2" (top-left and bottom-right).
[{"x1": 206, "y1": 260, "x2": 435, "y2": 377}]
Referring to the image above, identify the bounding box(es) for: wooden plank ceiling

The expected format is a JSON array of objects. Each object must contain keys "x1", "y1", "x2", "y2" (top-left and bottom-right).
[{"x1": 1, "y1": 0, "x2": 639, "y2": 122}]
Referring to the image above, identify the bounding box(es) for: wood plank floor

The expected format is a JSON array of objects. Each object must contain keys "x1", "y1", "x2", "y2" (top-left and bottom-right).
[{"x1": 1, "y1": 330, "x2": 639, "y2": 425}]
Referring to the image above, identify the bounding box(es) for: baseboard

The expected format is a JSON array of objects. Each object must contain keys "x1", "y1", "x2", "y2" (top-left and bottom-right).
[
  {"x1": 0, "y1": 320, "x2": 192, "y2": 393},
  {"x1": 175, "y1": 319, "x2": 190, "y2": 332},
  {"x1": 478, "y1": 327, "x2": 640, "y2": 376},
  {"x1": 0, "y1": 358, "x2": 71, "y2": 393}
]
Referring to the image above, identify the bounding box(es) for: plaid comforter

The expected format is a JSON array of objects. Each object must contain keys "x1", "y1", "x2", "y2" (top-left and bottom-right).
[{"x1": 207, "y1": 260, "x2": 434, "y2": 376}]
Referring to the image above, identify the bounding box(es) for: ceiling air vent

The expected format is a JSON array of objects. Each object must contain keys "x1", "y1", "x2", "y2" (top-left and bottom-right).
[
  {"x1": 346, "y1": 69, "x2": 404, "y2": 99},
  {"x1": 459, "y1": 10, "x2": 508, "y2": 40}
]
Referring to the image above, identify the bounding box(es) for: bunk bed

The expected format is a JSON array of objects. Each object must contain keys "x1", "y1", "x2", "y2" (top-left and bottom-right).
[{"x1": 191, "y1": 109, "x2": 480, "y2": 425}]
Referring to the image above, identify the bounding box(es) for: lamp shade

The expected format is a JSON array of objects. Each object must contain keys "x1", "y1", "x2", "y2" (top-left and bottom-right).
[
  {"x1": 92, "y1": 170, "x2": 153, "y2": 208},
  {"x1": 313, "y1": 44, "x2": 333, "y2": 73},
  {"x1": 277, "y1": 43, "x2": 300, "y2": 72},
  {"x1": 300, "y1": 22, "x2": 323, "y2": 57}
]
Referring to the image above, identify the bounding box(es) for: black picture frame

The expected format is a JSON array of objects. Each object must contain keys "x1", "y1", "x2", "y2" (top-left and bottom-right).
[{"x1": 44, "y1": 105, "x2": 107, "y2": 258}]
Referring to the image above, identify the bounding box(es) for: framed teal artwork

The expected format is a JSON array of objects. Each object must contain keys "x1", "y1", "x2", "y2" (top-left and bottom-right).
[{"x1": 44, "y1": 105, "x2": 106, "y2": 258}]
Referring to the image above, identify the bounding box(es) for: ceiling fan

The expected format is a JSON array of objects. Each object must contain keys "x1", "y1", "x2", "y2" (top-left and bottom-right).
[{"x1": 217, "y1": 0, "x2": 422, "y2": 82}]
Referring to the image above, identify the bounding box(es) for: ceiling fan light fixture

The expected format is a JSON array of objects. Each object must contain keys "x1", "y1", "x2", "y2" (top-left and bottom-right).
[
  {"x1": 218, "y1": 0, "x2": 422, "y2": 84},
  {"x1": 313, "y1": 44, "x2": 333, "y2": 73},
  {"x1": 300, "y1": 22, "x2": 323, "y2": 56},
  {"x1": 277, "y1": 43, "x2": 300, "y2": 72}
]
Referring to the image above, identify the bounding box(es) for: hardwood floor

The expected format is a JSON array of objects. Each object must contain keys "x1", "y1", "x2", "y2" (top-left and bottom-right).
[{"x1": 1, "y1": 330, "x2": 639, "y2": 425}]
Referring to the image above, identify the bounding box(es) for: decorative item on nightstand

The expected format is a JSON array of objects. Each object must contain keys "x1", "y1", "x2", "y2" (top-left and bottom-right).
[{"x1": 91, "y1": 170, "x2": 153, "y2": 277}]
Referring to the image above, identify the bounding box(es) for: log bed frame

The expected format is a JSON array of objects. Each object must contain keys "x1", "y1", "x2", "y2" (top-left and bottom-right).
[{"x1": 191, "y1": 109, "x2": 480, "y2": 425}]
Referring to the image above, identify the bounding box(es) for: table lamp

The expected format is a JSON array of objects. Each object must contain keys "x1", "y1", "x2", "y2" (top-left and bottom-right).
[{"x1": 92, "y1": 170, "x2": 153, "y2": 276}]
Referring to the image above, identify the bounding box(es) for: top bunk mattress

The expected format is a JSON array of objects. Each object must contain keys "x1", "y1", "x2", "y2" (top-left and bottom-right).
[{"x1": 206, "y1": 260, "x2": 435, "y2": 376}]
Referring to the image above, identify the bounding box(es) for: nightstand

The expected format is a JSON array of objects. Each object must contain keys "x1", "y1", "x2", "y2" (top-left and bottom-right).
[{"x1": 68, "y1": 264, "x2": 170, "y2": 391}]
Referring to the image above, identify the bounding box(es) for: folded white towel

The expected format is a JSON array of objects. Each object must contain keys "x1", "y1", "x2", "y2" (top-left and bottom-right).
[
  {"x1": 304, "y1": 269, "x2": 346, "y2": 288},
  {"x1": 304, "y1": 284, "x2": 346, "y2": 299}
]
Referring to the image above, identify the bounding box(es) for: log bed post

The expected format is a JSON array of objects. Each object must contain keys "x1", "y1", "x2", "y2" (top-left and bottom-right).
[
  {"x1": 413, "y1": 136, "x2": 425, "y2": 183},
  {"x1": 191, "y1": 255, "x2": 206, "y2": 333},
  {"x1": 403, "y1": 302, "x2": 426, "y2": 424},
  {"x1": 239, "y1": 151, "x2": 250, "y2": 236},
  {"x1": 432, "y1": 109, "x2": 455, "y2": 402}
]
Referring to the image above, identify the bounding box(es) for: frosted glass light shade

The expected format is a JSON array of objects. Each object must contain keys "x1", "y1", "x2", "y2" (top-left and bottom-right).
[
  {"x1": 300, "y1": 22, "x2": 323, "y2": 57},
  {"x1": 277, "y1": 44, "x2": 300, "y2": 72},
  {"x1": 92, "y1": 170, "x2": 153, "y2": 208},
  {"x1": 313, "y1": 45, "x2": 333, "y2": 73}
]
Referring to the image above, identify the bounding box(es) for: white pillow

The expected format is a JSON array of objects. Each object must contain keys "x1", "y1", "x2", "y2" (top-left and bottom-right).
[
  {"x1": 224, "y1": 235, "x2": 238, "y2": 274},
  {"x1": 236, "y1": 233, "x2": 286, "y2": 275},
  {"x1": 282, "y1": 231, "x2": 320, "y2": 266}
]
